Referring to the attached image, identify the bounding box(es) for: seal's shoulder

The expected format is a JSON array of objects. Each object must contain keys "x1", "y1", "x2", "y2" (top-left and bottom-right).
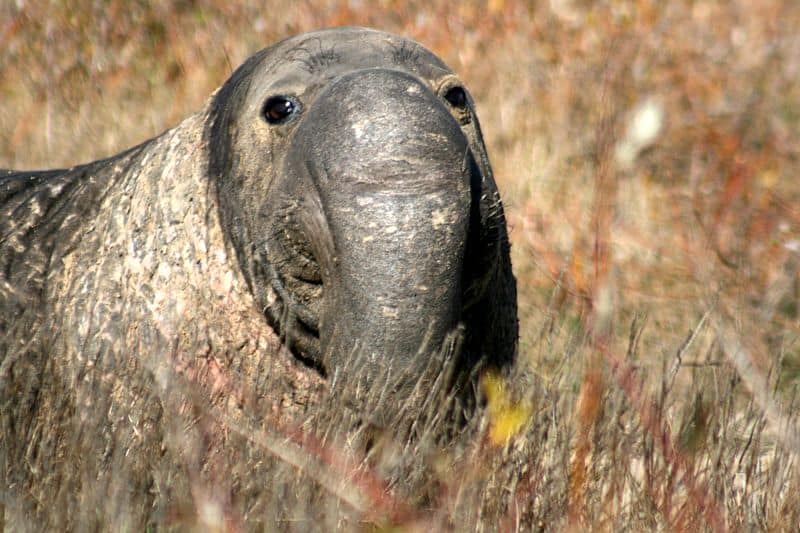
[{"x1": 0, "y1": 143, "x2": 150, "y2": 282}]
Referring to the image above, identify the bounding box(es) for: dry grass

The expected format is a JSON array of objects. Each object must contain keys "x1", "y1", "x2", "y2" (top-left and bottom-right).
[{"x1": 2, "y1": 1, "x2": 800, "y2": 530}]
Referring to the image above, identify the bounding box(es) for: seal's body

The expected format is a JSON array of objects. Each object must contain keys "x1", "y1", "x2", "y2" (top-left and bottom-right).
[{"x1": 0, "y1": 27, "x2": 516, "y2": 529}]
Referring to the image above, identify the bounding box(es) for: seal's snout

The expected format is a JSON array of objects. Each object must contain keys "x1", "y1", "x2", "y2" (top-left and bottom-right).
[
  {"x1": 297, "y1": 68, "x2": 470, "y2": 190},
  {"x1": 256, "y1": 68, "x2": 478, "y2": 374},
  {"x1": 277, "y1": 68, "x2": 476, "y2": 393}
]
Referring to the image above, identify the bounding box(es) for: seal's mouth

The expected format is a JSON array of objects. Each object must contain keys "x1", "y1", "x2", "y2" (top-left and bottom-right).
[{"x1": 258, "y1": 239, "x2": 324, "y2": 371}]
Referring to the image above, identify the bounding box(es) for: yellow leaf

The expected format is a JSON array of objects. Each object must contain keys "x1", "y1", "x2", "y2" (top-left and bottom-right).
[
  {"x1": 489, "y1": 404, "x2": 532, "y2": 445},
  {"x1": 482, "y1": 370, "x2": 533, "y2": 446}
]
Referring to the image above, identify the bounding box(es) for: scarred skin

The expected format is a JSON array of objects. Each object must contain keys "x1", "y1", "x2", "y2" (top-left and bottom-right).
[{"x1": 0, "y1": 27, "x2": 516, "y2": 529}]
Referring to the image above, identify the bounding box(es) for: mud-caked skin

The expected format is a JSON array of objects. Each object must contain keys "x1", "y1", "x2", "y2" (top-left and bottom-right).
[{"x1": 0, "y1": 27, "x2": 517, "y2": 528}]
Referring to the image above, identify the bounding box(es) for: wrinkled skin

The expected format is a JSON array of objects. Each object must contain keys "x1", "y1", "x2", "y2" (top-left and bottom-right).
[{"x1": 0, "y1": 27, "x2": 517, "y2": 528}]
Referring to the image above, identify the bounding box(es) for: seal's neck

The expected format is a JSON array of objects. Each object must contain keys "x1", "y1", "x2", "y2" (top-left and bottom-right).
[{"x1": 43, "y1": 109, "x2": 324, "y2": 417}]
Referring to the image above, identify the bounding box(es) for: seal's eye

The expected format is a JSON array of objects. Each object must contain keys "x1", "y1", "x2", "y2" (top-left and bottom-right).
[
  {"x1": 262, "y1": 96, "x2": 299, "y2": 124},
  {"x1": 443, "y1": 86, "x2": 468, "y2": 109}
]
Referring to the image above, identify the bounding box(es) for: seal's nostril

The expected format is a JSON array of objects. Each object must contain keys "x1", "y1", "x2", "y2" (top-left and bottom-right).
[{"x1": 443, "y1": 86, "x2": 468, "y2": 109}]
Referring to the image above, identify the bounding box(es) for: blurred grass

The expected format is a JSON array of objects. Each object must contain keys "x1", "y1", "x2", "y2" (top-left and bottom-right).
[{"x1": 2, "y1": 0, "x2": 800, "y2": 530}]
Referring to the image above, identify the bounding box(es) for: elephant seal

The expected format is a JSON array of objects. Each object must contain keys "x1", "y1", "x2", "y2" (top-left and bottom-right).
[{"x1": 0, "y1": 27, "x2": 516, "y2": 529}]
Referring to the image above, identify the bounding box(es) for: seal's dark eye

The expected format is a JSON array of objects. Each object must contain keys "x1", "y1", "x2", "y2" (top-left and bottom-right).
[
  {"x1": 443, "y1": 86, "x2": 468, "y2": 109},
  {"x1": 262, "y1": 96, "x2": 298, "y2": 124}
]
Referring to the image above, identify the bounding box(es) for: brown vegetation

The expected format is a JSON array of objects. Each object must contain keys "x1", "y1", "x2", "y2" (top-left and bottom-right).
[{"x1": 2, "y1": 1, "x2": 799, "y2": 530}]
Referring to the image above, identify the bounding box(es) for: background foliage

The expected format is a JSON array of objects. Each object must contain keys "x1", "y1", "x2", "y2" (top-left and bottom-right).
[{"x1": 2, "y1": 1, "x2": 799, "y2": 530}]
